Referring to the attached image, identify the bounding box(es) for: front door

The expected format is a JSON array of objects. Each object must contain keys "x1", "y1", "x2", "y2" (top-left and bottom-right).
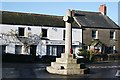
[{"x1": 30, "y1": 45, "x2": 37, "y2": 56}]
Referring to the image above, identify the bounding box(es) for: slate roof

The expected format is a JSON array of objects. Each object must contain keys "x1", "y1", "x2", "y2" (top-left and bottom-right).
[
  {"x1": 73, "y1": 10, "x2": 120, "y2": 29},
  {"x1": 1, "y1": 10, "x2": 120, "y2": 29},
  {"x1": 1, "y1": 11, "x2": 79, "y2": 28}
]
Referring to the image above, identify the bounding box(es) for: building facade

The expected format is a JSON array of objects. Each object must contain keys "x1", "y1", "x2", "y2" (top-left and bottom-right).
[
  {"x1": 83, "y1": 28, "x2": 120, "y2": 54},
  {"x1": 0, "y1": 24, "x2": 82, "y2": 56},
  {"x1": 1, "y1": 5, "x2": 120, "y2": 57}
]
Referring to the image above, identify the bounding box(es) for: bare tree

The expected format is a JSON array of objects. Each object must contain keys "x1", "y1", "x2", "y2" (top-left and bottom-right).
[
  {"x1": 0, "y1": 29, "x2": 19, "y2": 45},
  {"x1": 0, "y1": 29, "x2": 42, "y2": 55}
]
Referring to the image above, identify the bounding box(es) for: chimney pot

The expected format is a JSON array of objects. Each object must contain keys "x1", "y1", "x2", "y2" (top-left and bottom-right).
[{"x1": 99, "y1": 4, "x2": 107, "y2": 15}]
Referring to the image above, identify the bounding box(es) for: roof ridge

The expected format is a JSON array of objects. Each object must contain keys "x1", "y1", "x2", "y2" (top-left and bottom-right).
[
  {"x1": 73, "y1": 10, "x2": 101, "y2": 14},
  {"x1": 1, "y1": 10, "x2": 63, "y2": 17},
  {"x1": 2, "y1": 10, "x2": 119, "y2": 29}
]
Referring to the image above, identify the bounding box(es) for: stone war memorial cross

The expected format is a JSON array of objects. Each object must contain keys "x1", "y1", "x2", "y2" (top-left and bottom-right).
[{"x1": 46, "y1": 9, "x2": 89, "y2": 75}]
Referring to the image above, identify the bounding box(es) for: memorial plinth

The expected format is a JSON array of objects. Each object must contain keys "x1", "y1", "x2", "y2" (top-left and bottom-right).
[{"x1": 46, "y1": 53, "x2": 89, "y2": 75}]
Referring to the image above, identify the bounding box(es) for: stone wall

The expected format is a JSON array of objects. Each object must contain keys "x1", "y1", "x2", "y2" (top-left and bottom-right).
[{"x1": 83, "y1": 28, "x2": 120, "y2": 53}]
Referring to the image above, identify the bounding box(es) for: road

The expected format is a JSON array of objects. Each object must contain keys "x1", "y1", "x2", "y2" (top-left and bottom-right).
[{"x1": 2, "y1": 62, "x2": 120, "y2": 79}]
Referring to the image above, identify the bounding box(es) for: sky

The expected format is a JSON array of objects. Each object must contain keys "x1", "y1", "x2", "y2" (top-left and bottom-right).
[
  {"x1": 118, "y1": 2, "x2": 120, "y2": 26},
  {"x1": 1, "y1": 2, "x2": 119, "y2": 25}
]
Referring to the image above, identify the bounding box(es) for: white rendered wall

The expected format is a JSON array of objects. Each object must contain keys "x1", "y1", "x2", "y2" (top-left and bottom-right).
[
  {"x1": 6, "y1": 43, "x2": 15, "y2": 54},
  {"x1": 72, "y1": 29, "x2": 82, "y2": 43},
  {"x1": 30, "y1": 26, "x2": 41, "y2": 35},
  {"x1": 0, "y1": 24, "x2": 83, "y2": 55},
  {"x1": 0, "y1": 24, "x2": 17, "y2": 33},
  {"x1": 48, "y1": 27, "x2": 63, "y2": 40},
  {"x1": 48, "y1": 27, "x2": 82, "y2": 42},
  {"x1": 0, "y1": 24, "x2": 82, "y2": 42}
]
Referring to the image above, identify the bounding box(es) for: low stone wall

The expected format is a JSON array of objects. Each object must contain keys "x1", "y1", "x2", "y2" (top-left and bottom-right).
[
  {"x1": 107, "y1": 53, "x2": 120, "y2": 61},
  {"x1": 93, "y1": 54, "x2": 108, "y2": 61},
  {"x1": 2, "y1": 54, "x2": 56, "y2": 63}
]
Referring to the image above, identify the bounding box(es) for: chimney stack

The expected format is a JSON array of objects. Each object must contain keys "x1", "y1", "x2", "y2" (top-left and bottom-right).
[{"x1": 99, "y1": 4, "x2": 107, "y2": 15}]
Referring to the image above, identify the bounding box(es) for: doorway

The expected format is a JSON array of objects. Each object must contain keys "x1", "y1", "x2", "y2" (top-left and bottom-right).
[{"x1": 30, "y1": 45, "x2": 37, "y2": 56}]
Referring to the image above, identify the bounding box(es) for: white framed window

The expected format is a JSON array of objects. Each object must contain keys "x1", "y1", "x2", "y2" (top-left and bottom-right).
[
  {"x1": 52, "y1": 46, "x2": 57, "y2": 56},
  {"x1": 49, "y1": 46, "x2": 57, "y2": 56},
  {"x1": 18, "y1": 27, "x2": 29, "y2": 37},
  {"x1": 110, "y1": 30, "x2": 116, "y2": 39},
  {"x1": 109, "y1": 46, "x2": 116, "y2": 54},
  {"x1": 113, "y1": 45, "x2": 116, "y2": 54},
  {"x1": 92, "y1": 30, "x2": 98, "y2": 39},
  {"x1": 113, "y1": 46, "x2": 115, "y2": 50}
]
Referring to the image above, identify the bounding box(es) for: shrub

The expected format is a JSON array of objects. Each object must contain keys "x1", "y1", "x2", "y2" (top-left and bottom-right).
[{"x1": 77, "y1": 48, "x2": 93, "y2": 62}]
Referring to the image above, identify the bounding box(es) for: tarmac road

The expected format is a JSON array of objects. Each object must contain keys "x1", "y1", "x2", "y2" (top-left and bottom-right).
[{"x1": 2, "y1": 62, "x2": 120, "y2": 79}]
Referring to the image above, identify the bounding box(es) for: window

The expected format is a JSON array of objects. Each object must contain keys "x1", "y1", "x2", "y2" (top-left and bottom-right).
[
  {"x1": 109, "y1": 46, "x2": 115, "y2": 54},
  {"x1": 48, "y1": 46, "x2": 57, "y2": 56},
  {"x1": 92, "y1": 30, "x2": 98, "y2": 39},
  {"x1": 84, "y1": 46, "x2": 88, "y2": 50},
  {"x1": 18, "y1": 27, "x2": 25, "y2": 36},
  {"x1": 110, "y1": 31, "x2": 115, "y2": 39},
  {"x1": 113, "y1": 46, "x2": 116, "y2": 54},
  {"x1": 2, "y1": 45, "x2": 6, "y2": 54},
  {"x1": 87, "y1": 46, "x2": 90, "y2": 50},
  {"x1": 28, "y1": 27, "x2": 31, "y2": 30},
  {"x1": 109, "y1": 46, "x2": 113, "y2": 53},
  {"x1": 52, "y1": 46, "x2": 57, "y2": 56},
  {"x1": 15, "y1": 45, "x2": 22, "y2": 54},
  {"x1": 42, "y1": 29, "x2": 47, "y2": 37},
  {"x1": 63, "y1": 30, "x2": 65, "y2": 40}
]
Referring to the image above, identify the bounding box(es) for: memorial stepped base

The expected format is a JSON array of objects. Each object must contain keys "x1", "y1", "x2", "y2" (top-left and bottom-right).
[{"x1": 46, "y1": 53, "x2": 89, "y2": 75}]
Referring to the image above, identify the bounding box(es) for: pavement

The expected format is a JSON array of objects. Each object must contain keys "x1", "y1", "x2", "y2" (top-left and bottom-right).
[{"x1": 2, "y1": 61, "x2": 120, "y2": 80}]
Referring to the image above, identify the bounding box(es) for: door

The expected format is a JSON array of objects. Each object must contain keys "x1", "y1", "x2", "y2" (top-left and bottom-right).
[
  {"x1": 30, "y1": 45, "x2": 37, "y2": 56},
  {"x1": 15, "y1": 45, "x2": 22, "y2": 54}
]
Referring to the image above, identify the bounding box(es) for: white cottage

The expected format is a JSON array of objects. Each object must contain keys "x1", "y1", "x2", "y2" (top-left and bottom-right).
[{"x1": 0, "y1": 11, "x2": 82, "y2": 57}]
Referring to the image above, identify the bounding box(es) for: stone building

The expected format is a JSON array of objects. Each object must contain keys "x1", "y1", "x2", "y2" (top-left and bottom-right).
[{"x1": 73, "y1": 5, "x2": 120, "y2": 54}]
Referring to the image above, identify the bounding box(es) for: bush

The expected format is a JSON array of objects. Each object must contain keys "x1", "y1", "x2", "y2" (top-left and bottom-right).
[
  {"x1": 77, "y1": 48, "x2": 89, "y2": 57},
  {"x1": 76, "y1": 48, "x2": 93, "y2": 62}
]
